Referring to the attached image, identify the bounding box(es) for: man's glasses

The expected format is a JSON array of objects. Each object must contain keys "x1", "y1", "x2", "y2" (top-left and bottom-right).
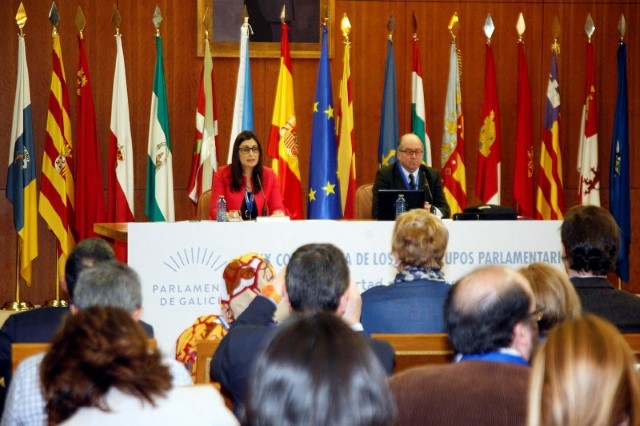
[
  {"x1": 398, "y1": 149, "x2": 423, "y2": 157},
  {"x1": 528, "y1": 305, "x2": 545, "y2": 322},
  {"x1": 239, "y1": 146, "x2": 260, "y2": 154}
]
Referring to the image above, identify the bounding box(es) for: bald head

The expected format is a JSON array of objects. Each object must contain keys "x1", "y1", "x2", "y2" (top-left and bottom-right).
[
  {"x1": 397, "y1": 133, "x2": 424, "y2": 173},
  {"x1": 445, "y1": 266, "x2": 537, "y2": 357}
]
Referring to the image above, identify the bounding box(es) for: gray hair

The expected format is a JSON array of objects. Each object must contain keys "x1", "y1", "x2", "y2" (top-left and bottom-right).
[{"x1": 73, "y1": 261, "x2": 143, "y2": 312}]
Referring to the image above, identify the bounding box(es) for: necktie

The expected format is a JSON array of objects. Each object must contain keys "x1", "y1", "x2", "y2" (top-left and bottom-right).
[{"x1": 409, "y1": 173, "x2": 416, "y2": 190}]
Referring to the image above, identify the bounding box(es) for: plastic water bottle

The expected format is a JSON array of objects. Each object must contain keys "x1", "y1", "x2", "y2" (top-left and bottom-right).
[
  {"x1": 216, "y1": 195, "x2": 227, "y2": 222},
  {"x1": 395, "y1": 194, "x2": 407, "y2": 219}
]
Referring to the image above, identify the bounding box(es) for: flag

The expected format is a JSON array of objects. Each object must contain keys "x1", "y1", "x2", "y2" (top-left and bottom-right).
[
  {"x1": 107, "y1": 33, "x2": 134, "y2": 260},
  {"x1": 75, "y1": 33, "x2": 105, "y2": 240},
  {"x1": 411, "y1": 34, "x2": 431, "y2": 166},
  {"x1": 267, "y1": 22, "x2": 303, "y2": 219},
  {"x1": 307, "y1": 25, "x2": 341, "y2": 219},
  {"x1": 441, "y1": 41, "x2": 467, "y2": 214},
  {"x1": 336, "y1": 25, "x2": 356, "y2": 219},
  {"x1": 536, "y1": 47, "x2": 564, "y2": 220},
  {"x1": 146, "y1": 34, "x2": 174, "y2": 222},
  {"x1": 513, "y1": 40, "x2": 535, "y2": 218},
  {"x1": 577, "y1": 39, "x2": 600, "y2": 206},
  {"x1": 187, "y1": 38, "x2": 218, "y2": 204},
  {"x1": 228, "y1": 21, "x2": 254, "y2": 163},
  {"x1": 39, "y1": 28, "x2": 76, "y2": 277},
  {"x1": 476, "y1": 41, "x2": 501, "y2": 204},
  {"x1": 7, "y1": 34, "x2": 38, "y2": 285},
  {"x1": 378, "y1": 37, "x2": 398, "y2": 167},
  {"x1": 610, "y1": 40, "x2": 630, "y2": 282}
]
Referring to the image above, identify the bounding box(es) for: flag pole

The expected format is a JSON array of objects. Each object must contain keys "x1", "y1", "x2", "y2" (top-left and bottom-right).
[
  {"x1": 44, "y1": 241, "x2": 68, "y2": 307},
  {"x1": 3, "y1": 236, "x2": 34, "y2": 311}
]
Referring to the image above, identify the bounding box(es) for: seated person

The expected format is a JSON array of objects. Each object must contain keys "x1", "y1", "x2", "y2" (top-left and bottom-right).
[
  {"x1": 372, "y1": 133, "x2": 450, "y2": 219},
  {"x1": 528, "y1": 314, "x2": 640, "y2": 426},
  {"x1": 361, "y1": 209, "x2": 450, "y2": 333},
  {"x1": 241, "y1": 313, "x2": 396, "y2": 426},
  {"x1": 210, "y1": 131, "x2": 287, "y2": 220},
  {"x1": 519, "y1": 262, "x2": 581, "y2": 338},
  {"x1": 41, "y1": 306, "x2": 237, "y2": 425}
]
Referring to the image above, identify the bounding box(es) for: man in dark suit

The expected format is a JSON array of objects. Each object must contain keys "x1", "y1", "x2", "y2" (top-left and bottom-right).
[
  {"x1": 372, "y1": 133, "x2": 450, "y2": 219},
  {"x1": 211, "y1": 243, "x2": 394, "y2": 409},
  {"x1": 561, "y1": 205, "x2": 640, "y2": 332}
]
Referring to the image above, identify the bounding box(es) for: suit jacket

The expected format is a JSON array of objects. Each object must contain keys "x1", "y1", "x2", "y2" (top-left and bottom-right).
[
  {"x1": 389, "y1": 361, "x2": 529, "y2": 426},
  {"x1": 571, "y1": 276, "x2": 640, "y2": 332},
  {"x1": 361, "y1": 277, "x2": 450, "y2": 334},
  {"x1": 211, "y1": 296, "x2": 395, "y2": 406},
  {"x1": 209, "y1": 165, "x2": 286, "y2": 219},
  {"x1": 372, "y1": 162, "x2": 450, "y2": 219}
]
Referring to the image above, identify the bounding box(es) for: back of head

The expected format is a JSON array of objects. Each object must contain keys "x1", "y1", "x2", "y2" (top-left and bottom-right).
[
  {"x1": 561, "y1": 205, "x2": 619, "y2": 275},
  {"x1": 528, "y1": 314, "x2": 640, "y2": 426},
  {"x1": 41, "y1": 306, "x2": 171, "y2": 424},
  {"x1": 392, "y1": 209, "x2": 448, "y2": 270},
  {"x1": 285, "y1": 243, "x2": 349, "y2": 313},
  {"x1": 519, "y1": 263, "x2": 582, "y2": 336},
  {"x1": 73, "y1": 262, "x2": 142, "y2": 312},
  {"x1": 445, "y1": 266, "x2": 532, "y2": 354},
  {"x1": 65, "y1": 238, "x2": 115, "y2": 298},
  {"x1": 242, "y1": 312, "x2": 396, "y2": 426}
]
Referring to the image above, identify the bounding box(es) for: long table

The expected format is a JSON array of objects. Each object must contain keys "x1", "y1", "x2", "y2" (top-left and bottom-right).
[{"x1": 121, "y1": 220, "x2": 562, "y2": 357}]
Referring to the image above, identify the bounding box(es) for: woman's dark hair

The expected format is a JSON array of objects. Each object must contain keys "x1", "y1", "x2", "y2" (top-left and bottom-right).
[
  {"x1": 241, "y1": 313, "x2": 396, "y2": 426},
  {"x1": 41, "y1": 306, "x2": 172, "y2": 424},
  {"x1": 230, "y1": 130, "x2": 263, "y2": 192}
]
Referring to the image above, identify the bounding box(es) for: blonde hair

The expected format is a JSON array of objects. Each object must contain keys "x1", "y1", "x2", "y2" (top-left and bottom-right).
[
  {"x1": 528, "y1": 314, "x2": 640, "y2": 426},
  {"x1": 518, "y1": 263, "x2": 581, "y2": 335},
  {"x1": 392, "y1": 209, "x2": 448, "y2": 270}
]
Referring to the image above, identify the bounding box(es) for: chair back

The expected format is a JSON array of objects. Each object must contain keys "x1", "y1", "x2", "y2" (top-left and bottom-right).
[
  {"x1": 197, "y1": 189, "x2": 212, "y2": 220},
  {"x1": 623, "y1": 333, "x2": 640, "y2": 361},
  {"x1": 371, "y1": 333, "x2": 453, "y2": 373},
  {"x1": 355, "y1": 184, "x2": 373, "y2": 220}
]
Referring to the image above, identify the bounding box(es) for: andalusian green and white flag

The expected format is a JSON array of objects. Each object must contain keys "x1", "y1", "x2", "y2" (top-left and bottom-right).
[
  {"x1": 145, "y1": 28, "x2": 174, "y2": 222},
  {"x1": 411, "y1": 34, "x2": 431, "y2": 166}
]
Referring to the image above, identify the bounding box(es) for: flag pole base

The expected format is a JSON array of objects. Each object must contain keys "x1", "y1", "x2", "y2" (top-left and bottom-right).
[
  {"x1": 43, "y1": 299, "x2": 68, "y2": 308},
  {"x1": 2, "y1": 300, "x2": 34, "y2": 311}
]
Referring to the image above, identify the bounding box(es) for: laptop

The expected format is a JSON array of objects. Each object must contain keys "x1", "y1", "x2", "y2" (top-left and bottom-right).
[{"x1": 377, "y1": 189, "x2": 426, "y2": 221}]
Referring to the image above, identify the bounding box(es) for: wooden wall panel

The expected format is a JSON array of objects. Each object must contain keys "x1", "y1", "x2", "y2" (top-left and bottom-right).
[{"x1": 0, "y1": 0, "x2": 638, "y2": 305}]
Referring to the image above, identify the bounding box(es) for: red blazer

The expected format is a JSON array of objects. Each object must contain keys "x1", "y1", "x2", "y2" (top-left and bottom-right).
[{"x1": 209, "y1": 165, "x2": 287, "y2": 219}]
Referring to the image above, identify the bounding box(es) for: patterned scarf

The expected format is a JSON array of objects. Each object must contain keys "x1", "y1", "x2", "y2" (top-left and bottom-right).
[{"x1": 394, "y1": 266, "x2": 446, "y2": 284}]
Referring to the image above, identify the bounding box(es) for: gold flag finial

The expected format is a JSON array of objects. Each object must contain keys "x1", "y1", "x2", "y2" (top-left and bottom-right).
[
  {"x1": 516, "y1": 13, "x2": 526, "y2": 42},
  {"x1": 387, "y1": 14, "x2": 395, "y2": 41},
  {"x1": 340, "y1": 13, "x2": 351, "y2": 44},
  {"x1": 202, "y1": 7, "x2": 212, "y2": 40},
  {"x1": 618, "y1": 14, "x2": 626, "y2": 41},
  {"x1": 15, "y1": 3, "x2": 27, "y2": 35},
  {"x1": 280, "y1": 4, "x2": 287, "y2": 23},
  {"x1": 584, "y1": 13, "x2": 595, "y2": 42},
  {"x1": 412, "y1": 11, "x2": 418, "y2": 40},
  {"x1": 112, "y1": 4, "x2": 122, "y2": 35},
  {"x1": 448, "y1": 13, "x2": 459, "y2": 40},
  {"x1": 241, "y1": 4, "x2": 249, "y2": 25},
  {"x1": 483, "y1": 13, "x2": 495, "y2": 44},
  {"x1": 551, "y1": 16, "x2": 560, "y2": 53},
  {"x1": 49, "y1": 2, "x2": 60, "y2": 35},
  {"x1": 75, "y1": 6, "x2": 86, "y2": 37},
  {"x1": 153, "y1": 5, "x2": 163, "y2": 36}
]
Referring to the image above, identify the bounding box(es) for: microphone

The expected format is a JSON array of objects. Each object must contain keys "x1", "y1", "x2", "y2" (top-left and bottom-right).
[
  {"x1": 256, "y1": 173, "x2": 268, "y2": 216},
  {"x1": 422, "y1": 170, "x2": 436, "y2": 214}
]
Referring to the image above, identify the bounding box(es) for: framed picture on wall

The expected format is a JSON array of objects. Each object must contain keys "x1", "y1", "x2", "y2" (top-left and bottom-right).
[{"x1": 196, "y1": 0, "x2": 334, "y2": 58}]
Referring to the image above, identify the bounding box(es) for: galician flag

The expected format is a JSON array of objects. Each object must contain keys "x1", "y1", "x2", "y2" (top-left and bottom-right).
[
  {"x1": 411, "y1": 29, "x2": 431, "y2": 166},
  {"x1": 7, "y1": 30, "x2": 38, "y2": 285},
  {"x1": 267, "y1": 21, "x2": 303, "y2": 219},
  {"x1": 146, "y1": 27, "x2": 175, "y2": 222},
  {"x1": 228, "y1": 19, "x2": 254, "y2": 163}
]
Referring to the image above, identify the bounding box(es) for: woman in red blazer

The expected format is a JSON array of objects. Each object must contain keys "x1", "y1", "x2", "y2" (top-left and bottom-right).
[{"x1": 210, "y1": 131, "x2": 287, "y2": 220}]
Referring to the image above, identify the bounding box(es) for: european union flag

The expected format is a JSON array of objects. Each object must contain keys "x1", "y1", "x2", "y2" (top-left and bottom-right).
[
  {"x1": 378, "y1": 37, "x2": 399, "y2": 167},
  {"x1": 307, "y1": 25, "x2": 341, "y2": 219},
  {"x1": 609, "y1": 41, "x2": 630, "y2": 283}
]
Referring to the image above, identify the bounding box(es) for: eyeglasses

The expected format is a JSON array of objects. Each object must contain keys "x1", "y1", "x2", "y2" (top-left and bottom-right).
[
  {"x1": 239, "y1": 146, "x2": 260, "y2": 154},
  {"x1": 528, "y1": 305, "x2": 545, "y2": 322},
  {"x1": 398, "y1": 149, "x2": 424, "y2": 157}
]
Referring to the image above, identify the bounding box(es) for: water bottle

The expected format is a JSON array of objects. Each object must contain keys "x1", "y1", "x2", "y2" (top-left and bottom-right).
[
  {"x1": 395, "y1": 194, "x2": 407, "y2": 219},
  {"x1": 216, "y1": 195, "x2": 227, "y2": 222}
]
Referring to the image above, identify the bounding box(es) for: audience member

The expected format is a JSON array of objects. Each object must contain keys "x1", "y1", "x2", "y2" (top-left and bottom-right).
[
  {"x1": 40, "y1": 306, "x2": 237, "y2": 425},
  {"x1": 519, "y1": 262, "x2": 582, "y2": 337},
  {"x1": 1, "y1": 262, "x2": 192, "y2": 426},
  {"x1": 211, "y1": 243, "x2": 394, "y2": 407},
  {"x1": 361, "y1": 209, "x2": 450, "y2": 333},
  {"x1": 527, "y1": 314, "x2": 640, "y2": 426},
  {"x1": 389, "y1": 266, "x2": 538, "y2": 426},
  {"x1": 561, "y1": 205, "x2": 640, "y2": 332},
  {"x1": 241, "y1": 312, "x2": 395, "y2": 426}
]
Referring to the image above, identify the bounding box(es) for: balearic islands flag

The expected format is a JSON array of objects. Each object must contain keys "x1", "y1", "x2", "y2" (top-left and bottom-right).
[
  {"x1": 378, "y1": 34, "x2": 399, "y2": 167},
  {"x1": 441, "y1": 40, "x2": 467, "y2": 215},
  {"x1": 146, "y1": 31, "x2": 175, "y2": 222},
  {"x1": 39, "y1": 25, "x2": 76, "y2": 277},
  {"x1": 411, "y1": 32, "x2": 431, "y2": 166},
  {"x1": 7, "y1": 32, "x2": 38, "y2": 285},
  {"x1": 577, "y1": 35, "x2": 600, "y2": 206},
  {"x1": 228, "y1": 19, "x2": 254, "y2": 164},
  {"x1": 187, "y1": 37, "x2": 218, "y2": 204},
  {"x1": 75, "y1": 30, "x2": 105, "y2": 240},
  {"x1": 267, "y1": 21, "x2": 303, "y2": 219},
  {"x1": 536, "y1": 46, "x2": 564, "y2": 219},
  {"x1": 307, "y1": 25, "x2": 341, "y2": 219}
]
